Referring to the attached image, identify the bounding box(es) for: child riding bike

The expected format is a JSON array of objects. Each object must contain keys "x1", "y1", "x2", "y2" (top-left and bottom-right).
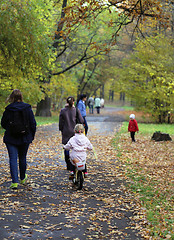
[{"x1": 63, "y1": 124, "x2": 93, "y2": 179}]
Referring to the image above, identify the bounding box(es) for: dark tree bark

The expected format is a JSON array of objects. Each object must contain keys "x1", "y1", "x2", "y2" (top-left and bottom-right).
[
  {"x1": 109, "y1": 90, "x2": 114, "y2": 101},
  {"x1": 35, "y1": 96, "x2": 51, "y2": 117},
  {"x1": 80, "y1": 60, "x2": 98, "y2": 94},
  {"x1": 35, "y1": 0, "x2": 68, "y2": 117},
  {"x1": 120, "y1": 92, "x2": 125, "y2": 101},
  {"x1": 53, "y1": 0, "x2": 68, "y2": 49}
]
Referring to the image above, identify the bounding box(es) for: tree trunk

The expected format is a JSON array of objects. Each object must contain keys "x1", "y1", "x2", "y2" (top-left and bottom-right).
[
  {"x1": 111, "y1": 91, "x2": 114, "y2": 101},
  {"x1": 120, "y1": 92, "x2": 125, "y2": 101},
  {"x1": 35, "y1": 96, "x2": 52, "y2": 117}
]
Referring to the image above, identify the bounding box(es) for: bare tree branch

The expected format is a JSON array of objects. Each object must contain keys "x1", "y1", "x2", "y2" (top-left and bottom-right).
[
  {"x1": 80, "y1": 60, "x2": 99, "y2": 93},
  {"x1": 53, "y1": 0, "x2": 67, "y2": 48}
]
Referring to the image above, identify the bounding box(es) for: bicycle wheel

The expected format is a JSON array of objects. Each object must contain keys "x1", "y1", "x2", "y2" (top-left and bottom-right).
[{"x1": 77, "y1": 171, "x2": 84, "y2": 190}]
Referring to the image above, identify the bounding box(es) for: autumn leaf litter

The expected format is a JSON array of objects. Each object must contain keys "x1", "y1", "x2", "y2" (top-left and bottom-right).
[{"x1": 0, "y1": 121, "x2": 173, "y2": 239}]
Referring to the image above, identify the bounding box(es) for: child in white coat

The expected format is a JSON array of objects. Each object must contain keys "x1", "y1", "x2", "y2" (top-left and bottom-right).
[{"x1": 63, "y1": 124, "x2": 93, "y2": 179}]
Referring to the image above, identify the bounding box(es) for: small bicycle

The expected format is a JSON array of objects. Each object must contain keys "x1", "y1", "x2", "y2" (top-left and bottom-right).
[{"x1": 72, "y1": 161, "x2": 85, "y2": 190}]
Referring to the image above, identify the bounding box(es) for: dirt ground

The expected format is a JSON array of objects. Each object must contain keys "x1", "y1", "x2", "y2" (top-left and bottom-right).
[{"x1": 0, "y1": 107, "x2": 145, "y2": 239}]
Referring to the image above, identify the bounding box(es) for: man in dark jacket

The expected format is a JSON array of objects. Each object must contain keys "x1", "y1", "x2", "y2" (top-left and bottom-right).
[{"x1": 1, "y1": 89, "x2": 36, "y2": 189}]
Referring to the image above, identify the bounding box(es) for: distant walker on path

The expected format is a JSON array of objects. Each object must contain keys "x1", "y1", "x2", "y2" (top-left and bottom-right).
[
  {"x1": 95, "y1": 97, "x2": 101, "y2": 114},
  {"x1": 100, "y1": 98, "x2": 104, "y2": 108},
  {"x1": 88, "y1": 96, "x2": 94, "y2": 114}
]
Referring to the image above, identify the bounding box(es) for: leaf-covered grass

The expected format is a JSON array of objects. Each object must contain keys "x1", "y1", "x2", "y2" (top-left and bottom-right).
[
  {"x1": 0, "y1": 128, "x2": 4, "y2": 136},
  {"x1": 105, "y1": 104, "x2": 134, "y2": 111},
  {"x1": 121, "y1": 121, "x2": 174, "y2": 136},
  {"x1": 35, "y1": 115, "x2": 59, "y2": 126},
  {"x1": 114, "y1": 122, "x2": 174, "y2": 239}
]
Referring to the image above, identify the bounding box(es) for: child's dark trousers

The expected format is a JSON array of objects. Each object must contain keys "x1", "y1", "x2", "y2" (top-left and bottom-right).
[{"x1": 130, "y1": 132, "x2": 136, "y2": 142}]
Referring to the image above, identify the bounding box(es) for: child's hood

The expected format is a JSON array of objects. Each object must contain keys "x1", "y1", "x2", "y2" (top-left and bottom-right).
[{"x1": 73, "y1": 133, "x2": 89, "y2": 146}]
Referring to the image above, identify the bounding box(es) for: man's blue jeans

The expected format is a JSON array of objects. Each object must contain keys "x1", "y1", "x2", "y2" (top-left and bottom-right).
[
  {"x1": 83, "y1": 117, "x2": 88, "y2": 135},
  {"x1": 6, "y1": 143, "x2": 30, "y2": 183},
  {"x1": 89, "y1": 105, "x2": 93, "y2": 114}
]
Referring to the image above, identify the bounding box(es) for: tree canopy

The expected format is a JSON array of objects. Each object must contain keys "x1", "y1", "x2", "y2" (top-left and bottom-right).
[
  {"x1": 0, "y1": 0, "x2": 173, "y2": 116},
  {"x1": 0, "y1": 0, "x2": 55, "y2": 108},
  {"x1": 115, "y1": 34, "x2": 174, "y2": 123},
  {"x1": 53, "y1": 0, "x2": 169, "y2": 75}
]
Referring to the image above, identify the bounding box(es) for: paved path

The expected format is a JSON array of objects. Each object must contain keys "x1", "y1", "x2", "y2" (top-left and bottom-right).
[
  {"x1": 0, "y1": 107, "x2": 143, "y2": 239},
  {"x1": 87, "y1": 107, "x2": 125, "y2": 136}
]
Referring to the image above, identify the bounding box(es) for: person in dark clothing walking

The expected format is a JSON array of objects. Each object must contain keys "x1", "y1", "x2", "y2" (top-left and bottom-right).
[
  {"x1": 59, "y1": 96, "x2": 84, "y2": 176},
  {"x1": 88, "y1": 96, "x2": 94, "y2": 114},
  {"x1": 1, "y1": 89, "x2": 36, "y2": 189},
  {"x1": 128, "y1": 114, "x2": 139, "y2": 142}
]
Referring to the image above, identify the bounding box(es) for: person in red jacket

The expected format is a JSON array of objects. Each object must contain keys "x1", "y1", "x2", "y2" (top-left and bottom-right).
[{"x1": 128, "y1": 114, "x2": 139, "y2": 142}]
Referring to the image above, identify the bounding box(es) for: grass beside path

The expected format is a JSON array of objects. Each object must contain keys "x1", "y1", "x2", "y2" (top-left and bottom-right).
[
  {"x1": 113, "y1": 122, "x2": 174, "y2": 239},
  {"x1": 35, "y1": 115, "x2": 59, "y2": 126},
  {"x1": 121, "y1": 121, "x2": 174, "y2": 136}
]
